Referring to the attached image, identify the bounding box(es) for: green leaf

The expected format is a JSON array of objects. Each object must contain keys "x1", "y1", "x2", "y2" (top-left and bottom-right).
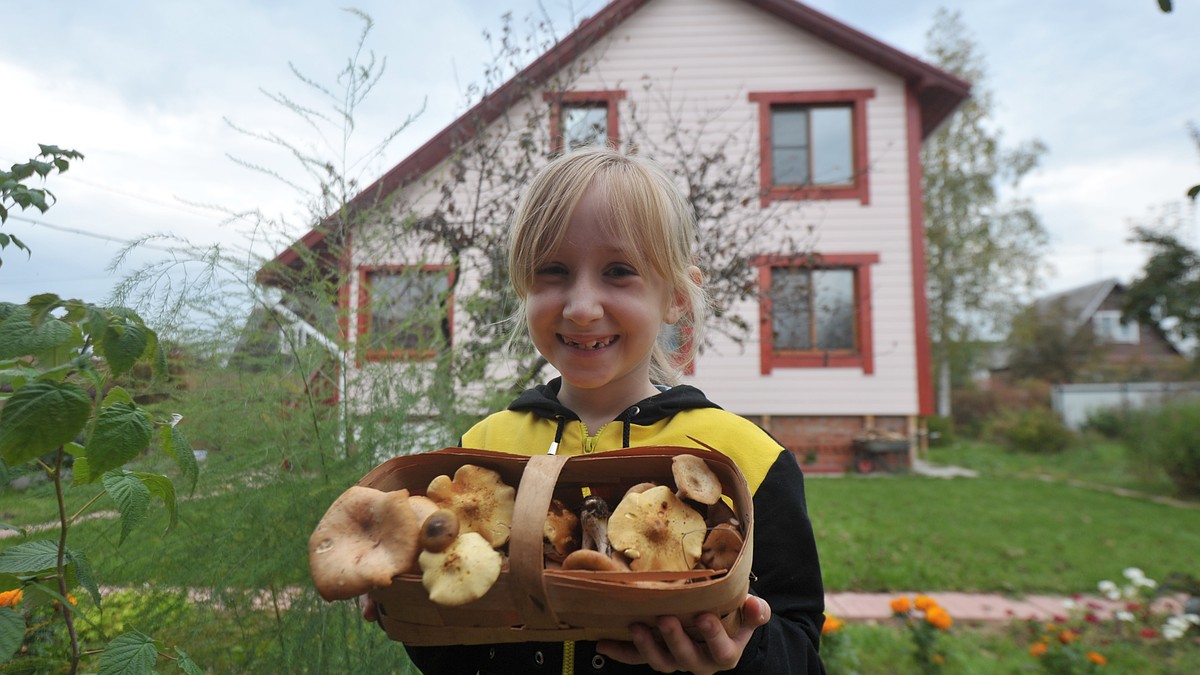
[
  {"x1": 98, "y1": 631, "x2": 158, "y2": 675},
  {"x1": 86, "y1": 402, "x2": 153, "y2": 476},
  {"x1": 71, "y1": 455, "x2": 95, "y2": 485},
  {"x1": 0, "y1": 540, "x2": 59, "y2": 574},
  {"x1": 103, "y1": 471, "x2": 150, "y2": 545},
  {"x1": 0, "y1": 607, "x2": 23, "y2": 664},
  {"x1": 168, "y1": 426, "x2": 198, "y2": 495},
  {"x1": 1188, "y1": 184, "x2": 1199, "y2": 202},
  {"x1": 102, "y1": 386, "x2": 135, "y2": 407},
  {"x1": 98, "y1": 313, "x2": 149, "y2": 376},
  {"x1": 66, "y1": 548, "x2": 100, "y2": 606},
  {"x1": 0, "y1": 381, "x2": 92, "y2": 465},
  {"x1": 0, "y1": 306, "x2": 74, "y2": 360},
  {"x1": 1158, "y1": 0, "x2": 1173, "y2": 12},
  {"x1": 174, "y1": 646, "x2": 204, "y2": 675},
  {"x1": 135, "y1": 472, "x2": 177, "y2": 534}
]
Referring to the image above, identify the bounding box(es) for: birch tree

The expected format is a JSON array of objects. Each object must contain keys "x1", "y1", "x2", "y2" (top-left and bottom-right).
[{"x1": 922, "y1": 8, "x2": 1048, "y2": 416}]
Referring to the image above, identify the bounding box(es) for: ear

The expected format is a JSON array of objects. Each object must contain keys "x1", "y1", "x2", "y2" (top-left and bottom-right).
[{"x1": 665, "y1": 266, "x2": 702, "y2": 325}]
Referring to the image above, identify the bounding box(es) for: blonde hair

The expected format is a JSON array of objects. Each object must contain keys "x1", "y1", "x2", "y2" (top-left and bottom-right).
[{"x1": 508, "y1": 146, "x2": 708, "y2": 386}]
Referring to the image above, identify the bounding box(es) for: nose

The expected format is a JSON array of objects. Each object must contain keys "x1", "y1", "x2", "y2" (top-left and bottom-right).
[{"x1": 562, "y1": 277, "x2": 603, "y2": 325}]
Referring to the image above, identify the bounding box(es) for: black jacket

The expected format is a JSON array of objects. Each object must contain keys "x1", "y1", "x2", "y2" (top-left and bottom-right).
[{"x1": 404, "y1": 380, "x2": 826, "y2": 674}]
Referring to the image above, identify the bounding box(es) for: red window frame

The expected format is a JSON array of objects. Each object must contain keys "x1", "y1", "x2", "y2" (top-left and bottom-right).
[
  {"x1": 748, "y1": 89, "x2": 875, "y2": 207},
  {"x1": 545, "y1": 90, "x2": 627, "y2": 153},
  {"x1": 754, "y1": 253, "x2": 879, "y2": 375},
  {"x1": 356, "y1": 264, "x2": 455, "y2": 363}
]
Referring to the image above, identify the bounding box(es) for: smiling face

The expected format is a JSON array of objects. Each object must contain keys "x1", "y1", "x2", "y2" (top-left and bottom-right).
[{"x1": 525, "y1": 184, "x2": 684, "y2": 417}]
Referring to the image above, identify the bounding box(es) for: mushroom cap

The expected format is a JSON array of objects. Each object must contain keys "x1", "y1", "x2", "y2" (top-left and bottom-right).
[
  {"x1": 561, "y1": 548, "x2": 629, "y2": 572},
  {"x1": 608, "y1": 485, "x2": 706, "y2": 572},
  {"x1": 408, "y1": 494, "x2": 440, "y2": 526},
  {"x1": 419, "y1": 531, "x2": 503, "y2": 606},
  {"x1": 543, "y1": 498, "x2": 580, "y2": 561},
  {"x1": 308, "y1": 486, "x2": 420, "y2": 601},
  {"x1": 426, "y1": 464, "x2": 516, "y2": 548},
  {"x1": 700, "y1": 522, "x2": 744, "y2": 571},
  {"x1": 672, "y1": 454, "x2": 723, "y2": 505},
  {"x1": 419, "y1": 508, "x2": 461, "y2": 553}
]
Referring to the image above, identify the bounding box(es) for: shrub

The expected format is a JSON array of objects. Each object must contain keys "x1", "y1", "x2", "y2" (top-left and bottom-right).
[
  {"x1": 924, "y1": 416, "x2": 955, "y2": 447},
  {"x1": 1081, "y1": 406, "x2": 1130, "y2": 440},
  {"x1": 1123, "y1": 399, "x2": 1200, "y2": 497},
  {"x1": 988, "y1": 407, "x2": 1076, "y2": 454}
]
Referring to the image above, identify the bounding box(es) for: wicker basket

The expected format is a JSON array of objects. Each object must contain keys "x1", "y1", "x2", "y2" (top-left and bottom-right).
[{"x1": 358, "y1": 445, "x2": 754, "y2": 646}]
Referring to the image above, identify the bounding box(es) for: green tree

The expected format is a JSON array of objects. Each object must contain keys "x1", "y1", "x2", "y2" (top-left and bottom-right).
[
  {"x1": 1122, "y1": 225, "x2": 1200, "y2": 348},
  {"x1": 1004, "y1": 299, "x2": 1101, "y2": 384},
  {"x1": 922, "y1": 8, "x2": 1048, "y2": 415}
]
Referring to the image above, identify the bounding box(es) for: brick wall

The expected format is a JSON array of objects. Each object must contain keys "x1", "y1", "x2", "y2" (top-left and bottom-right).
[{"x1": 745, "y1": 414, "x2": 913, "y2": 474}]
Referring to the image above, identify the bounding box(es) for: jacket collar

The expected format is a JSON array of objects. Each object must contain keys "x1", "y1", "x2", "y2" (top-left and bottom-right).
[{"x1": 507, "y1": 377, "x2": 721, "y2": 427}]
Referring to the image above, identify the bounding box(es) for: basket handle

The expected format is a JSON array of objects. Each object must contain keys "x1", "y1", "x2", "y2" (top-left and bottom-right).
[{"x1": 509, "y1": 453, "x2": 569, "y2": 629}]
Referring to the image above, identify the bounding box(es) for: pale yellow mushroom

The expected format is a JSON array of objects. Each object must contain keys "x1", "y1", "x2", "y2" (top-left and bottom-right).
[
  {"x1": 700, "y1": 523, "x2": 744, "y2": 571},
  {"x1": 671, "y1": 454, "x2": 722, "y2": 505},
  {"x1": 608, "y1": 485, "x2": 706, "y2": 572},
  {"x1": 419, "y1": 531, "x2": 503, "y2": 606},
  {"x1": 426, "y1": 464, "x2": 516, "y2": 548}
]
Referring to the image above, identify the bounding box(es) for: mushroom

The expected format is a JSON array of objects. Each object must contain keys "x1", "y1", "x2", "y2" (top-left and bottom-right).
[
  {"x1": 672, "y1": 454, "x2": 722, "y2": 505},
  {"x1": 426, "y1": 464, "x2": 516, "y2": 548},
  {"x1": 700, "y1": 523, "x2": 744, "y2": 571},
  {"x1": 419, "y1": 531, "x2": 503, "y2": 606},
  {"x1": 561, "y1": 548, "x2": 630, "y2": 572},
  {"x1": 543, "y1": 498, "x2": 580, "y2": 562},
  {"x1": 705, "y1": 498, "x2": 740, "y2": 529},
  {"x1": 623, "y1": 482, "x2": 659, "y2": 498},
  {"x1": 608, "y1": 485, "x2": 706, "y2": 572},
  {"x1": 420, "y1": 508, "x2": 461, "y2": 554},
  {"x1": 408, "y1": 494, "x2": 439, "y2": 526},
  {"x1": 308, "y1": 486, "x2": 420, "y2": 601},
  {"x1": 579, "y1": 494, "x2": 611, "y2": 556}
]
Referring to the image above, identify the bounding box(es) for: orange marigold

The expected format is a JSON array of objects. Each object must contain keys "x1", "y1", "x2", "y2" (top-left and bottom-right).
[
  {"x1": 822, "y1": 614, "x2": 845, "y2": 635},
  {"x1": 1058, "y1": 629, "x2": 1078, "y2": 645},
  {"x1": 1030, "y1": 642, "x2": 1048, "y2": 657},
  {"x1": 890, "y1": 596, "x2": 912, "y2": 614},
  {"x1": 925, "y1": 605, "x2": 953, "y2": 630},
  {"x1": 0, "y1": 589, "x2": 22, "y2": 607},
  {"x1": 1086, "y1": 651, "x2": 1107, "y2": 666},
  {"x1": 914, "y1": 595, "x2": 937, "y2": 612}
]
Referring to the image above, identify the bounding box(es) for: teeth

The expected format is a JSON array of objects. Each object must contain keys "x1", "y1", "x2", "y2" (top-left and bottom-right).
[{"x1": 563, "y1": 336, "x2": 615, "y2": 350}]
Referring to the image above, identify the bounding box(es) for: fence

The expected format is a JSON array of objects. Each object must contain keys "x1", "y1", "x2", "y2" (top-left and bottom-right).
[{"x1": 1050, "y1": 381, "x2": 1200, "y2": 430}]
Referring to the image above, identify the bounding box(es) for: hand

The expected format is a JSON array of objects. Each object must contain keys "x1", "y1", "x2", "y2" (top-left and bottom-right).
[{"x1": 595, "y1": 595, "x2": 771, "y2": 675}]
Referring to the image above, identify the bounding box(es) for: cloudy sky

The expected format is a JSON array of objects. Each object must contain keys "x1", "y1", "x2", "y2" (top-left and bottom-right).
[{"x1": 2, "y1": 0, "x2": 1196, "y2": 326}]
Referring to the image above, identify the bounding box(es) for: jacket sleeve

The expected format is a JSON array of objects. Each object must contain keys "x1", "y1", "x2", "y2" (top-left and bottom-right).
[
  {"x1": 731, "y1": 449, "x2": 826, "y2": 675},
  {"x1": 402, "y1": 644, "x2": 488, "y2": 674}
]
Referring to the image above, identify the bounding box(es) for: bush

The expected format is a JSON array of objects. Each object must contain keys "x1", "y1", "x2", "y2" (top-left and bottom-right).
[
  {"x1": 1123, "y1": 399, "x2": 1200, "y2": 497},
  {"x1": 1082, "y1": 407, "x2": 1130, "y2": 440},
  {"x1": 987, "y1": 407, "x2": 1076, "y2": 454},
  {"x1": 952, "y1": 379, "x2": 1051, "y2": 439},
  {"x1": 924, "y1": 416, "x2": 955, "y2": 447}
]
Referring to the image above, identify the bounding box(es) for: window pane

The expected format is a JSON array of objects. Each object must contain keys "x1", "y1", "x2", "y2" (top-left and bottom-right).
[
  {"x1": 367, "y1": 270, "x2": 450, "y2": 352},
  {"x1": 770, "y1": 268, "x2": 812, "y2": 350},
  {"x1": 813, "y1": 269, "x2": 855, "y2": 349},
  {"x1": 770, "y1": 107, "x2": 809, "y2": 185},
  {"x1": 810, "y1": 107, "x2": 853, "y2": 185},
  {"x1": 563, "y1": 104, "x2": 608, "y2": 150}
]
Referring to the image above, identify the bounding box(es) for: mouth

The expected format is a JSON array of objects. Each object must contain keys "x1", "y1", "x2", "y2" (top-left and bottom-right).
[{"x1": 559, "y1": 335, "x2": 617, "y2": 351}]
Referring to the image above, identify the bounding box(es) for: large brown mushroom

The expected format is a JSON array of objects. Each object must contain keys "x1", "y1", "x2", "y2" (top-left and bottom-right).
[
  {"x1": 308, "y1": 486, "x2": 420, "y2": 601},
  {"x1": 700, "y1": 523, "x2": 744, "y2": 571},
  {"x1": 543, "y1": 498, "x2": 580, "y2": 562},
  {"x1": 608, "y1": 485, "x2": 706, "y2": 572},
  {"x1": 426, "y1": 464, "x2": 516, "y2": 548},
  {"x1": 672, "y1": 454, "x2": 722, "y2": 505}
]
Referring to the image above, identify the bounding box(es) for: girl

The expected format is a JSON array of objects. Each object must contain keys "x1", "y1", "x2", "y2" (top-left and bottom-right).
[{"x1": 383, "y1": 146, "x2": 826, "y2": 674}]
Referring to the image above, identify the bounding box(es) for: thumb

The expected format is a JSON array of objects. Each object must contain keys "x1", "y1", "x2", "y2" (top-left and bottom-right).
[{"x1": 743, "y1": 595, "x2": 771, "y2": 629}]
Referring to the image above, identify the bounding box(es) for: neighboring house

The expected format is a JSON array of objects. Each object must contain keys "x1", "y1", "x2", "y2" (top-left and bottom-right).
[
  {"x1": 256, "y1": 0, "x2": 970, "y2": 472},
  {"x1": 1026, "y1": 278, "x2": 1188, "y2": 382}
]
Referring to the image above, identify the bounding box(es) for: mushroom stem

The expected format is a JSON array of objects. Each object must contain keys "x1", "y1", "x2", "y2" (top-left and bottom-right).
[{"x1": 580, "y1": 495, "x2": 611, "y2": 556}]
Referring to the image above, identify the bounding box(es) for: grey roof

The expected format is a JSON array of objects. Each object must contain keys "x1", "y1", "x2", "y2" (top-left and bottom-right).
[{"x1": 1032, "y1": 277, "x2": 1120, "y2": 331}]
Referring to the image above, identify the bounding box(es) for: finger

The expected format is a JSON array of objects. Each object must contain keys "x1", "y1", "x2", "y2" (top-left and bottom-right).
[
  {"x1": 632, "y1": 622, "x2": 679, "y2": 672},
  {"x1": 742, "y1": 595, "x2": 772, "y2": 632},
  {"x1": 692, "y1": 611, "x2": 740, "y2": 668},
  {"x1": 360, "y1": 595, "x2": 378, "y2": 622}
]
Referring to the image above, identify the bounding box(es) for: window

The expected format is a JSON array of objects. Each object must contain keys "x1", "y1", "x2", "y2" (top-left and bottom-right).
[
  {"x1": 755, "y1": 253, "x2": 879, "y2": 374},
  {"x1": 357, "y1": 265, "x2": 455, "y2": 361},
  {"x1": 545, "y1": 90, "x2": 626, "y2": 153},
  {"x1": 1092, "y1": 310, "x2": 1140, "y2": 344},
  {"x1": 748, "y1": 90, "x2": 874, "y2": 206}
]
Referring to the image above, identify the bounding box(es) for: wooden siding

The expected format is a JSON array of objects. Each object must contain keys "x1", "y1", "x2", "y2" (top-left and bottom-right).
[{"x1": 347, "y1": 0, "x2": 927, "y2": 420}]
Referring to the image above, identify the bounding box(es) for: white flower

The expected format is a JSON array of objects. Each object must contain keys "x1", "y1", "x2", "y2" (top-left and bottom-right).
[
  {"x1": 1164, "y1": 625, "x2": 1185, "y2": 641},
  {"x1": 1062, "y1": 598, "x2": 1077, "y2": 611},
  {"x1": 1123, "y1": 567, "x2": 1145, "y2": 581},
  {"x1": 1116, "y1": 610, "x2": 1135, "y2": 622},
  {"x1": 1185, "y1": 613, "x2": 1200, "y2": 625},
  {"x1": 1098, "y1": 580, "x2": 1117, "y2": 594}
]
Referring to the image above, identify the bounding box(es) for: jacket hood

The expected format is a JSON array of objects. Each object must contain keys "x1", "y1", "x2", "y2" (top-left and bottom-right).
[{"x1": 508, "y1": 377, "x2": 721, "y2": 426}]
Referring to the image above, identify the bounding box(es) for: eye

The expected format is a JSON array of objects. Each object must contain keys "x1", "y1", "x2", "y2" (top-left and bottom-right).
[
  {"x1": 605, "y1": 264, "x2": 638, "y2": 278},
  {"x1": 535, "y1": 263, "x2": 568, "y2": 277}
]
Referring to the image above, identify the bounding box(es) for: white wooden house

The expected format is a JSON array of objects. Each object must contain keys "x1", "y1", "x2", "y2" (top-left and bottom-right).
[{"x1": 257, "y1": 0, "x2": 970, "y2": 472}]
